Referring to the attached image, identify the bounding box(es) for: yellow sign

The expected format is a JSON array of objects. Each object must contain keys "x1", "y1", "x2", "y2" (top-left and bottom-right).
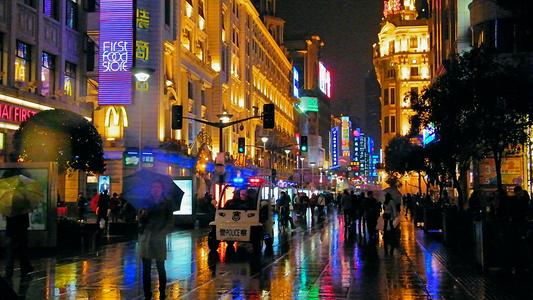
[
  {"x1": 136, "y1": 9, "x2": 150, "y2": 29},
  {"x1": 136, "y1": 41, "x2": 150, "y2": 60}
]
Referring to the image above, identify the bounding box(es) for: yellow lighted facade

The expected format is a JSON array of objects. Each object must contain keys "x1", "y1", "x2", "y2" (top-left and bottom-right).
[{"x1": 373, "y1": 3, "x2": 431, "y2": 150}]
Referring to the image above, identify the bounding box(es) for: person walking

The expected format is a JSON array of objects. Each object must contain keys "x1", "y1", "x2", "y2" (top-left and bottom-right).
[
  {"x1": 77, "y1": 192, "x2": 88, "y2": 222},
  {"x1": 4, "y1": 213, "x2": 34, "y2": 278},
  {"x1": 383, "y1": 193, "x2": 398, "y2": 237},
  {"x1": 341, "y1": 190, "x2": 352, "y2": 228},
  {"x1": 138, "y1": 181, "x2": 174, "y2": 300},
  {"x1": 97, "y1": 191, "x2": 111, "y2": 232},
  {"x1": 300, "y1": 192, "x2": 310, "y2": 218},
  {"x1": 110, "y1": 193, "x2": 121, "y2": 223},
  {"x1": 317, "y1": 193, "x2": 326, "y2": 220},
  {"x1": 364, "y1": 191, "x2": 380, "y2": 240}
]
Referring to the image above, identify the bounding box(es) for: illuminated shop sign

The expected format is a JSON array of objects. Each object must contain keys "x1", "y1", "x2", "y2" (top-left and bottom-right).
[
  {"x1": 341, "y1": 116, "x2": 351, "y2": 157},
  {"x1": 298, "y1": 97, "x2": 319, "y2": 112},
  {"x1": 292, "y1": 67, "x2": 300, "y2": 98},
  {"x1": 423, "y1": 123, "x2": 436, "y2": 146},
  {"x1": 319, "y1": 62, "x2": 331, "y2": 98},
  {"x1": 330, "y1": 127, "x2": 339, "y2": 167},
  {"x1": 99, "y1": 0, "x2": 133, "y2": 105},
  {"x1": 0, "y1": 101, "x2": 38, "y2": 124}
]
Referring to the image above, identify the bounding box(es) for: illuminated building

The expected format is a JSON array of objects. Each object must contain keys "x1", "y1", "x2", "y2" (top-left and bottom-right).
[
  {"x1": 373, "y1": 0, "x2": 431, "y2": 153},
  {"x1": 87, "y1": 0, "x2": 298, "y2": 197},
  {"x1": 0, "y1": 0, "x2": 92, "y2": 201},
  {"x1": 285, "y1": 35, "x2": 332, "y2": 170}
]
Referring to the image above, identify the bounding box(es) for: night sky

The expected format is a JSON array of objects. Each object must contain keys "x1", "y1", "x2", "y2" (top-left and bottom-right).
[{"x1": 278, "y1": 0, "x2": 383, "y2": 126}]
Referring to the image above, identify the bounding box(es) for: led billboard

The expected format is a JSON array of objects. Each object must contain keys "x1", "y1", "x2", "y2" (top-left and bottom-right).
[
  {"x1": 319, "y1": 62, "x2": 331, "y2": 98},
  {"x1": 99, "y1": 0, "x2": 133, "y2": 105},
  {"x1": 293, "y1": 67, "x2": 300, "y2": 98}
]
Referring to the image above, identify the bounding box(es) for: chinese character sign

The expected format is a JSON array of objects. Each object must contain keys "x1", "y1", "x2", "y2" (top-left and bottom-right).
[
  {"x1": 331, "y1": 127, "x2": 339, "y2": 167},
  {"x1": 99, "y1": 0, "x2": 133, "y2": 105},
  {"x1": 341, "y1": 116, "x2": 351, "y2": 157}
]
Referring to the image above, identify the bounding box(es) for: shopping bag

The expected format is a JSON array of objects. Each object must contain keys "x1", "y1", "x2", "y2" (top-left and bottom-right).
[
  {"x1": 376, "y1": 215, "x2": 384, "y2": 231},
  {"x1": 393, "y1": 216, "x2": 400, "y2": 228}
]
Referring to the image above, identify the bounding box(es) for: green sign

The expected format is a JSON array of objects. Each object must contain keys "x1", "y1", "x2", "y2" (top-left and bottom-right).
[{"x1": 298, "y1": 97, "x2": 319, "y2": 112}]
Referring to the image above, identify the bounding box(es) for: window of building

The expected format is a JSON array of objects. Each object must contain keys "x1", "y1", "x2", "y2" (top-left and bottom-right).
[
  {"x1": 410, "y1": 86, "x2": 418, "y2": 96},
  {"x1": 410, "y1": 67, "x2": 419, "y2": 77},
  {"x1": 388, "y1": 40, "x2": 395, "y2": 54},
  {"x1": 387, "y1": 68, "x2": 395, "y2": 78},
  {"x1": 196, "y1": 41, "x2": 204, "y2": 61},
  {"x1": 188, "y1": 98, "x2": 194, "y2": 113},
  {"x1": 410, "y1": 36, "x2": 418, "y2": 49},
  {"x1": 43, "y1": 0, "x2": 59, "y2": 19},
  {"x1": 200, "y1": 89, "x2": 206, "y2": 105},
  {"x1": 383, "y1": 88, "x2": 389, "y2": 105},
  {"x1": 198, "y1": 0, "x2": 205, "y2": 30},
  {"x1": 0, "y1": 34, "x2": 4, "y2": 85},
  {"x1": 384, "y1": 117, "x2": 389, "y2": 133},
  {"x1": 23, "y1": 0, "x2": 35, "y2": 7},
  {"x1": 188, "y1": 123, "x2": 194, "y2": 143},
  {"x1": 390, "y1": 88, "x2": 396, "y2": 105},
  {"x1": 66, "y1": 0, "x2": 79, "y2": 30},
  {"x1": 41, "y1": 52, "x2": 55, "y2": 96},
  {"x1": 182, "y1": 29, "x2": 191, "y2": 50},
  {"x1": 165, "y1": 0, "x2": 171, "y2": 26},
  {"x1": 188, "y1": 81, "x2": 194, "y2": 100},
  {"x1": 15, "y1": 41, "x2": 31, "y2": 82},
  {"x1": 64, "y1": 61, "x2": 76, "y2": 96},
  {"x1": 390, "y1": 116, "x2": 396, "y2": 133}
]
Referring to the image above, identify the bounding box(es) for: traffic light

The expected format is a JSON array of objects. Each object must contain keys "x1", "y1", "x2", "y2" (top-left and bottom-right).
[
  {"x1": 300, "y1": 135, "x2": 308, "y2": 152},
  {"x1": 171, "y1": 105, "x2": 183, "y2": 129},
  {"x1": 263, "y1": 103, "x2": 275, "y2": 129},
  {"x1": 238, "y1": 137, "x2": 245, "y2": 153}
]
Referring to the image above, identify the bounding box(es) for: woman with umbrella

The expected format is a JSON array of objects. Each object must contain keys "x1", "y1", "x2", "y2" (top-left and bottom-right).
[{"x1": 138, "y1": 180, "x2": 174, "y2": 300}]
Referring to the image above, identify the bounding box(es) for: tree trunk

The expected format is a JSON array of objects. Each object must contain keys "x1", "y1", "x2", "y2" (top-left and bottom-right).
[{"x1": 493, "y1": 149, "x2": 504, "y2": 196}]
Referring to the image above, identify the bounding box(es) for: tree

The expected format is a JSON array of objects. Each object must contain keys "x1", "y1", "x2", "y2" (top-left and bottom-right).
[
  {"x1": 384, "y1": 136, "x2": 425, "y2": 192},
  {"x1": 13, "y1": 109, "x2": 105, "y2": 174}
]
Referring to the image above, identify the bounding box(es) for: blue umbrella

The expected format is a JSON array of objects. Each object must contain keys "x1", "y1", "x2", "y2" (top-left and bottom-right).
[{"x1": 123, "y1": 169, "x2": 184, "y2": 210}]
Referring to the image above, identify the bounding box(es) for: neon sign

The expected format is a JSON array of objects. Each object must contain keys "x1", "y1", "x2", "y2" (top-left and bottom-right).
[
  {"x1": 99, "y1": 0, "x2": 133, "y2": 105},
  {"x1": 423, "y1": 123, "x2": 436, "y2": 146},
  {"x1": 331, "y1": 127, "x2": 339, "y2": 167},
  {"x1": 293, "y1": 67, "x2": 300, "y2": 98},
  {"x1": 341, "y1": 116, "x2": 351, "y2": 157},
  {"x1": 0, "y1": 101, "x2": 37, "y2": 124}
]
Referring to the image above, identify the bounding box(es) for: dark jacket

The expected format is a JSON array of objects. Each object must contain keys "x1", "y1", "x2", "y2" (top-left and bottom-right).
[
  {"x1": 6, "y1": 213, "x2": 30, "y2": 238},
  {"x1": 138, "y1": 201, "x2": 174, "y2": 260}
]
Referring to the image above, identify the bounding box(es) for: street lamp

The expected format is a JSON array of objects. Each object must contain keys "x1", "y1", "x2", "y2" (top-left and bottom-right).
[
  {"x1": 300, "y1": 157, "x2": 305, "y2": 187},
  {"x1": 284, "y1": 149, "x2": 290, "y2": 171},
  {"x1": 261, "y1": 136, "x2": 268, "y2": 168},
  {"x1": 132, "y1": 67, "x2": 155, "y2": 169},
  {"x1": 216, "y1": 112, "x2": 233, "y2": 153},
  {"x1": 309, "y1": 162, "x2": 316, "y2": 189}
]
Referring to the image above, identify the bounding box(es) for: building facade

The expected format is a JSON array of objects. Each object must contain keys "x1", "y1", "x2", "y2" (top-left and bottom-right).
[
  {"x1": 373, "y1": 0, "x2": 431, "y2": 151},
  {"x1": 0, "y1": 0, "x2": 92, "y2": 200},
  {"x1": 86, "y1": 0, "x2": 298, "y2": 199}
]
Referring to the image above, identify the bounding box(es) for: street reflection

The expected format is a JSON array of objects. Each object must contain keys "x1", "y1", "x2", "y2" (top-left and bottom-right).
[{"x1": 2, "y1": 210, "x2": 479, "y2": 299}]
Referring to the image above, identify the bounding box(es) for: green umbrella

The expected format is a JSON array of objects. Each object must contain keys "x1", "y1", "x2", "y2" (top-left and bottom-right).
[{"x1": 0, "y1": 175, "x2": 44, "y2": 217}]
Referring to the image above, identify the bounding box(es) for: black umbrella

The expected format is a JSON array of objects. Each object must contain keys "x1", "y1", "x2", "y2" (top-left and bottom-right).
[{"x1": 123, "y1": 169, "x2": 184, "y2": 210}]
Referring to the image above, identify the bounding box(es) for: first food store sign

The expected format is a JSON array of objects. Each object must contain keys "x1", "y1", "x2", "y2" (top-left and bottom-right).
[{"x1": 0, "y1": 101, "x2": 37, "y2": 124}]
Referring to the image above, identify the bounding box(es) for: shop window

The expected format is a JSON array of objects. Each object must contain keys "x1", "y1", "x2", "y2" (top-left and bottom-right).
[
  {"x1": 41, "y1": 52, "x2": 55, "y2": 96},
  {"x1": 64, "y1": 61, "x2": 76, "y2": 96},
  {"x1": 15, "y1": 41, "x2": 31, "y2": 83},
  {"x1": 43, "y1": 0, "x2": 59, "y2": 20},
  {"x1": 66, "y1": 0, "x2": 79, "y2": 30}
]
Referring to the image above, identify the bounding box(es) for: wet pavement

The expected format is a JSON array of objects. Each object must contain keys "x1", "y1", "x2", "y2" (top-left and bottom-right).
[{"x1": 1, "y1": 210, "x2": 528, "y2": 299}]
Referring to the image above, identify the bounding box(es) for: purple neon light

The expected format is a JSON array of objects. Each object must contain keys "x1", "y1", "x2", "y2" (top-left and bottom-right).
[{"x1": 98, "y1": 0, "x2": 133, "y2": 105}]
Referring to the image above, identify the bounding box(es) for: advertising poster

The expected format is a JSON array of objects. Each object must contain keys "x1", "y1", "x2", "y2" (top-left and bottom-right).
[
  {"x1": 479, "y1": 156, "x2": 524, "y2": 186},
  {"x1": 98, "y1": 175, "x2": 111, "y2": 194},
  {"x1": 173, "y1": 179, "x2": 192, "y2": 215},
  {"x1": 0, "y1": 167, "x2": 49, "y2": 231}
]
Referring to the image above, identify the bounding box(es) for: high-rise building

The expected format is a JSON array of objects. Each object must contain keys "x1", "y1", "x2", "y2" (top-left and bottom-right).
[
  {"x1": 373, "y1": 0, "x2": 431, "y2": 151},
  {"x1": 364, "y1": 69, "x2": 381, "y2": 151}
]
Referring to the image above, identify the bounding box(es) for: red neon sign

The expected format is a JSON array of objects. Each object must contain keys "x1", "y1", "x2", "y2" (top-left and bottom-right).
[{"x1": 0, "y1": 102, "x2": 38, "y2": 124}]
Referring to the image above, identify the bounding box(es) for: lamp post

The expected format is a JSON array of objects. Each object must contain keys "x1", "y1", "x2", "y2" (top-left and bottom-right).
[
  {"x1": 216, "y1": 111, "x2": 233, "y2": 153},
  {"x1": 300, "y1": 157, "x2": 305, "y2": 188},
  {"x1": 284, "y1": 149, "x2": 290, "y2": 172},
  {"x1": 132, "y1": 67, "x2": 155, "y2": 169},
  {"x1": 261, "y1": 136, "x2": 269, "y2": 168}
]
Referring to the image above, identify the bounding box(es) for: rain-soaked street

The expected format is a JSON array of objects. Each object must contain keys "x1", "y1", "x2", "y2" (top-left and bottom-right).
[{"x1": 2, "y1": 211, "x2": 531, "y2": 299}]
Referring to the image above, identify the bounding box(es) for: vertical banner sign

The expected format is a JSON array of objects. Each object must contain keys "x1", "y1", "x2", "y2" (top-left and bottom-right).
[
  {"x1": 341, "y1": 116, "x2": 351, "y2": 158},
  {"x1": 99, "y1": 0, "x2": 133, "y2": 105},
  {"x1": 360, "y1": 134, "x2": 368, "y2": 176},
  {"x1": 135, "y1": 0, "x2": 154, "y2": 92},
  {"x1": 330, "y1": 127, "x2": 339, "y2": 168},
  {"x1": 352, "y1": 128, "x2": 361, "y2": 176}
]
